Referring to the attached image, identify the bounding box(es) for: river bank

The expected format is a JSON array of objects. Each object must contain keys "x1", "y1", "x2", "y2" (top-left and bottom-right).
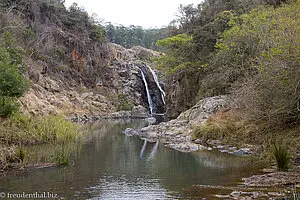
[
  {"x1": 122, "y1": 95, "x2": 300, "y2": 198},
  {"x1": 0, "y1": 119, "x2": 277, "y2": 200}
]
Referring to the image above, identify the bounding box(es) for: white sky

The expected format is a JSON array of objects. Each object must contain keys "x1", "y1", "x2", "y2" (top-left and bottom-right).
[{"x1": 64, "y1": 0, "x2": 203, "y2": 28}]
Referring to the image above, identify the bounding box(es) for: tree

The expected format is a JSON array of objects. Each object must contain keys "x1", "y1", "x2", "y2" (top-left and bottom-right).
[{"x1": 0, "y1": 32, "x2": 29, "y2": 117}]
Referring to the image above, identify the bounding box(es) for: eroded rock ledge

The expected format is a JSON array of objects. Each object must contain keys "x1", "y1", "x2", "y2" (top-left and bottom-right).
[{"x1": 127, "y1": 96, "x2": 230, "y2": 152}]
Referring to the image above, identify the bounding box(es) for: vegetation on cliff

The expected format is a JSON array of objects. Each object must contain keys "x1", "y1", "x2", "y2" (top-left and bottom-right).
[{"x1": 0, "y1": 0, "x2": 95, "y2": 170}]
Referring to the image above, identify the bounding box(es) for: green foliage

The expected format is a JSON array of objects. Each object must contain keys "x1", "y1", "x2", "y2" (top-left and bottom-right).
[
  {"x1": 15, "y1": 147, "x2": 26, "y2": 162},
  {"x1": 105, "y1": 24, "x2": 167, "y2": 50},
  {"x1": 273, "y1": 142, "x2": 290, "y2": 170},
  {"x1": 229, "y1": 1, "x2": 300, "y2": 128},
  {"x1": 0, "y1": 48, "x2": 29, "y2": 97},
  {"x1": 0, "y1": 97, "x2": 19, "y2": 117},
  {"x1": 90, "y1": 24, "x2": 106, "y2": 42},
  {"x1": 192, "y1": 119, "x2": 242, "y2": 143},
  {"x1": 55, "y1": 47, "x2": 65, "y2": 59},
  {"x1": 156, "y1": 34, "x2": 200, "y2": 74},
  {"x1": 53, "y1": 145, "x2": 71, "y2": 165},
  {"x1": 31, "y1": 115, "x2": 79, "y2": 143},
  {"x1": 0, "y1": 114, "x2": 80, "y2": 145},
  {"x1": 116, "y1": 94, "x2": 134, "y2": 111},
  {"x1": 0, "y1": 31, "x2": 29, "y2": 117}
]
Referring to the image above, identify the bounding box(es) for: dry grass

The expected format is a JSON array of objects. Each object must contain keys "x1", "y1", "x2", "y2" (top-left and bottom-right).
[{"x1": 191, "y1": 109, "x2": 300, "y2": 166}]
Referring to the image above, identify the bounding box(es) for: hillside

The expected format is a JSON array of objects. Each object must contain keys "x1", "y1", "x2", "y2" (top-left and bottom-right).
[{"x1": 0, "y1": 0, "x2": 165, "y2": 118}]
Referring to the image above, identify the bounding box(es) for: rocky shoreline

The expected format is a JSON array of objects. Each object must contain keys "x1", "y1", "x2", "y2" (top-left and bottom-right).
[
  {"x1": 123, "y1": 95, "x2": 258, "y2": 155},
  {"x1": 120, "y1": 95, "x2": 300, "y2": 199}
]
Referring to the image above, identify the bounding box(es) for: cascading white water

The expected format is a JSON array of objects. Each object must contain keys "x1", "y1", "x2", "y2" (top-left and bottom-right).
[
  {"x1": 140, "y1": 69, "x2": 153, "y2": 114},
  {"x1": 146, "y1": 65, "x2": 165, "y2": 104},
  {"x1": 140, "y1": 139, "x2": 147, "y2": 159}
]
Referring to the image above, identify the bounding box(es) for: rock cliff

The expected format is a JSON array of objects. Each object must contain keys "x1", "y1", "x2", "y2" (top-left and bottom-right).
[{"x1": 19, "y1": 44, "x2": 165, "y2": 118}]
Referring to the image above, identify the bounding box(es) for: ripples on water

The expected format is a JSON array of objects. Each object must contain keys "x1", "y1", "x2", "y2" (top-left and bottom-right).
[{"x1": 0, "y1": 119, "x2": 259, "y2": 200}]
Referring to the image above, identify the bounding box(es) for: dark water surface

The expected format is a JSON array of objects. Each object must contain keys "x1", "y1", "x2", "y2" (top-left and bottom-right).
[{"x1": 0, "y1": 119, "x2": 260, "y2": 199}]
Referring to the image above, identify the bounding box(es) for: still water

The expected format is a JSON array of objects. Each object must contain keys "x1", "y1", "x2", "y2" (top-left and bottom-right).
[{"x1": 0, "y1": 119, "x2": 259, "y2": 199}]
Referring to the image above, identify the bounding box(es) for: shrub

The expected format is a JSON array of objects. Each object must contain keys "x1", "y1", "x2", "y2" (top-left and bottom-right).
[
  {"x1": 0, "y1": 31, "x2": 29, "y2": 117},
  {"x1": 0, "y1": 97, "x2": 19, "y2": 117},
  {"x1": 223, "y1": 1, "x2": 300, "y2": 130},
  {"x1": 0, "y1": 46, "x2": 29, "y2": 98},
  {"x1": 116, "y1": 94, "x2": 134, "y2": 111}
]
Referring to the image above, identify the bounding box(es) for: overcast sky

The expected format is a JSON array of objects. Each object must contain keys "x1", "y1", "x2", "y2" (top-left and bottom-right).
[{"x1": 64, "y1": 0, "x2": 203, "y2": 28}]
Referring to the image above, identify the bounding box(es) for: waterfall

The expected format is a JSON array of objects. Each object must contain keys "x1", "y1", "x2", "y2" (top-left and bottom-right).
[
  {"x1": 146, "y1": 65, "x2": 165, "y2": 104},
  {"x1": 140, "y1": 69, "x2": 153, "y2": 114},
  {"x1": 140, "y1": 139, "x2": 147, "y2": 159}
]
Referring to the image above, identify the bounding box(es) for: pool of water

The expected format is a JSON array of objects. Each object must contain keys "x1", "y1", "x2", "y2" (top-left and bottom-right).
[{"x1": 0, "y1": 119, "x2": 260, "y2": 199}]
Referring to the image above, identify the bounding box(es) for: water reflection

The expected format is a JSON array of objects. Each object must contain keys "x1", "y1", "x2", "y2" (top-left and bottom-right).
[{"x1": 0, "y1": 119, "x2": 259, "y2": 200}]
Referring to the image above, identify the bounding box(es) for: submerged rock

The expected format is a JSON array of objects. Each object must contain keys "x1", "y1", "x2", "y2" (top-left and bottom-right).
[{"x1": 123, "y1": 128, "x2": 138, "y2": 136}]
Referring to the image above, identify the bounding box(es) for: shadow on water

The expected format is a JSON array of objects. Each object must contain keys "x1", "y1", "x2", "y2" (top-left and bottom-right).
[{"x1": 0, "y1": 119, "x2": 261, "y2": 200}]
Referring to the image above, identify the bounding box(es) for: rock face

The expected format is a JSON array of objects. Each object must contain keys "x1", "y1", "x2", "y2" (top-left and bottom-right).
[
  {"x1": 133, "y1": 96, "x2": 229, "y2": 152},
  {"x1": 19, "y1": 43, "x2": 165, "y2": 118}
]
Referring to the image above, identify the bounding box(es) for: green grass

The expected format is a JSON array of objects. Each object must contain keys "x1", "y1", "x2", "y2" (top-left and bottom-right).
[
  {"x1": 273, "y1": 142, "x2": 290, "y2": 171},
  {"x1": 0, "y1": 113, "x2": 81, "y2": 170},
  {"x1": 0, "y1": 113, "x2": 80, "y2": 145},
  {"x1": 191, "y1": 117, "x2": 300, "y2": 168}
]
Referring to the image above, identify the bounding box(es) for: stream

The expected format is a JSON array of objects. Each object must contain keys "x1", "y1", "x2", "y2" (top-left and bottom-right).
[{"x1": 0, "y1": 119, "x2": 260, "y2": 199}]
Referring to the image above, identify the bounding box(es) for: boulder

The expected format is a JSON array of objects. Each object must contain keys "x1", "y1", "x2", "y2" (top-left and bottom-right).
[{"x1": 131, "y1": 105, "x2": 150, "y2": 118}]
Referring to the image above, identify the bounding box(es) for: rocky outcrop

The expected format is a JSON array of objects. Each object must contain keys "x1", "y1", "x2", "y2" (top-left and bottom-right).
[
  {"x1": 19, "y1": 76, "x2": 113, "y2": 116},
  {"x1": 129, "y1": 96, "x2": 229, "y2": 152},
  {"x1": 108, "y1": 43, "x2": 161, "y2": 62},
  {"x1": 126, "y1": 95, "x2": 257, "y2": 153},
  {"x1": 91, "y1": 44, "x2": 165, "y2": 115}
]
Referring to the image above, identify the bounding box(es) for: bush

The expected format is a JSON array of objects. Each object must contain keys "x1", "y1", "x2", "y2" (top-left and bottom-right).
[
  {"x1": 116, "y1": 94, "x2": 134, "y2": 111},
  {"x1": 0, "y1": 46, "x2": 29, "y2": 98},
  {"x1": 0, "y1": 97, "x2": 19, "y2": 117},
  {"x1": 0, "y1": 31, "x2": 29, "y2": 118},
  {"x1": 220, "y1": 1, "x2": 300, "y2": 130}
]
